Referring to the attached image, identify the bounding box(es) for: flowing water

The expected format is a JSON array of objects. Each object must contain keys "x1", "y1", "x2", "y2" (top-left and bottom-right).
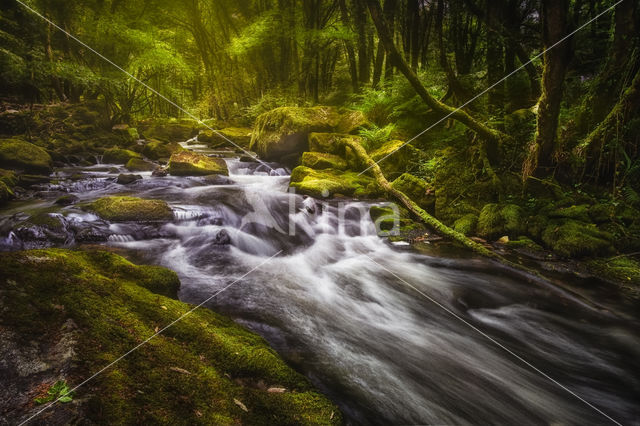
[{"x1": 1, "y1": 142, "x2": 639, "y2": 425}]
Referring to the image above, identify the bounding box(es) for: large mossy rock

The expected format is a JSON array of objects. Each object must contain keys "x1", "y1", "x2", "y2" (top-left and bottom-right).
[
  {"x1": 308, "y1": 133, "x2": 351, "y2": 156},
  {"x1": 541, "y1": 219, "x2": 614, "y2": 258},
  {"x1": 141, "y1": 139, "x2": 184, "y2": 160},
  {"x1": 0, "y1": 138, "x2": 52, "y2": 174},
  {"x1": 126, "y1": 157, "x2": 157, "y2": 172},
  {"x1": 85, "y1": 196, "x2": 174, "y2": 222},
  {"x1": 0, "y1": 168, "x2": 17, "y2": 203},
  {"x1": 0, "y1": 249, "x2": 342, "y2": 424},
  {"x1": 390, "y1": 173, "x2": 434, "y2": 214},
  {"x1": 102, "y1": 148, "x2": 142, "y2": 164},
  {"x1": 167, "y1": 151, "x2": 229, "y2": 176},
  {"x1": 198, "y1": 127, "x2": 253, "y2": 148},
  {"x1": 477, "y1": 203, "x2": 526, "y2": 240},
  {"x1": 250, "y1": 107, "x2": 366, "y2": 164},
  {"x1": 289, "y1": 165, "x2": 381, "y2": 198},
  {"x1": 138, "y1": 118, "x2": 199, "y2": 142},
  {"x1": 301, "y1": 152, "x2": 348, "y2": 170},
  {"x1": 369, "y1": 140, "x2": 417, "y2": 179}
]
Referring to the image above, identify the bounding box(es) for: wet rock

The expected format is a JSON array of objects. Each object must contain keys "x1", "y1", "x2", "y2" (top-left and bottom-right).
[
  {"x1": 102, "y1": 148, "x2": 142, "y2": 164},
  {"x1": 0, "y1": 138, "x2": 52, "y2": 174},
  {"x1": 18, "y1": 174, "x2": 51, "y2": 187},
  {"x1": 142, "y1": 139, "x2": 184, "y2": 160},
  {"x1": 84, "y1": 196, "x2": 174, "y2": 222},
  {"x1": 167, "y1": 151, "x2": 229, "y2": 176},
  {"x1": 54, "y1": 194, "x2": 79, "y2": 205},
  {"x1": 74, "y1": 226, "x2": 109, "y2": 243},
  {"x1": 213, "y1": 229, "x2": 231, "y2": 245},
  {"x1": 117, "y1": 174, "x2": 143, "y2": 185},
  {"x1": 125, "y1": 158, "x2": 156, "y2": 172},
  {"x1": 239, "y1": 155, "x2": 257, "y2": 162},
  {"x1": 202, "y1": 174, "x2": 233, "y2": 185},
  {"x1": 198, "y1": 127, "x2": 253, "y2": 148},
  {"x1": 151, "y1": 168, "x2": 168, "y2": 177}
]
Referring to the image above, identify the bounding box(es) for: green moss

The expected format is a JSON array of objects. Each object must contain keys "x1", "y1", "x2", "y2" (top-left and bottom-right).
[
  {"x1": 453, "y1": 213, "x2": 478, "y2": 236},
  {"x1": 0, "y1": 138, "x2": 52, "y2": 174},
  {"x1": 505, "y1": 236, "x2": 544, "y2": 251},
  {"x1": 541, "y1": 219, "x2": 614, "y2": 258},
  {"x1": 138, "y1": 118, "x2": 199, "y2": 142},
  {"x1": 168, "y1": 151, "x2": 229, "y2": 176},
  {"x1": 391, "y1": 173, "x2": 434, "y2": 213},
  {"x1": 126, "y1": 158, "x2": 157, "y2": 172},
  {"x1": 142, "y1": 139, "x2": 184, "y2": 160},
  {"x1": 301, "y1": 152, "x2": 348, "y2": 170},
  {"x1": 308, "y1": 133, "x2": 349, "y2": 155},
  {"x1": 477, "y1": 203, "x2": 526, "y2": 240},
  {"x1": 102, "y1": 148, "x2": 142, "y2": 164},
  {"x1": 586, "y1": 256, "x2": 640, "y2": 296},
  {"x1": 0, "y1": 249, "x2": 341, "y2": 424},
  {"x1": 289, "y1": 166, "x2": 380, "y2": 198},
  {"x1": 549, "y1": 204, "x2": 591, "y2": 222},
  {"x1": 0, "y1": 181, "x2": 10, "y2": 204},
  {"x1": 199, "y1": 128, "x2": 253, "y2": 148},
  {"x1": 85, "y1": 196, "x2": 174, "y2": 222}
]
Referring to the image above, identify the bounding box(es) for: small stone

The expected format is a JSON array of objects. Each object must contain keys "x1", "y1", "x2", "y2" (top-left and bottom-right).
[
  {"x1": 151, "y1": 168, "x2": 168, "y2": 177},
  {"x1": 54, "y1": 194, "x2": 79, "y2": 205},
  {"x1": 497, "y1": 235, "x2": 509, "y2": 244},
  {"x1": 117, "y1": 174, "x2": 143, "y2": 185},
  {"x1": 267, "y1": 387, "x2": 286, "y2": 393}
]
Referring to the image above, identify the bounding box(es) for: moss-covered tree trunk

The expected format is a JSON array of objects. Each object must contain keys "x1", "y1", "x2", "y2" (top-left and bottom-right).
[
  {"x1": 365, "y1": 0, "x2": 508, "y2": 148},
  {"x1": 524, "y1": 0, "x2": 571, "y2": 178},
  {"x1": 340, "y1": 137, "x2": 500, "y2": 259},
  {"x1": 486, "y1": 0, "x2": 505, "y2": 115}
]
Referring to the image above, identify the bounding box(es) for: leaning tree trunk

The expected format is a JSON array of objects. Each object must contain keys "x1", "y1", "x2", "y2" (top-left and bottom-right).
[
  {"x1": 365, "y1": 0, "x2": 508, "y2": 147},
  {"x1": 340, "y1": 137, "x2": 500, "y2": 259},
  {"x1": 523, "y1": 0, "x2": 571, "y2": 179}
]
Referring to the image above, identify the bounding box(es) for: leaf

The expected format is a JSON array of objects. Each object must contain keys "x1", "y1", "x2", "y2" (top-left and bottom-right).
[
  {"x1": 58, "y1": 396, "x2": 73, "y2": 403},
  {"x1": 233, "y1": 398, "x2": 248, "y2": 412}
]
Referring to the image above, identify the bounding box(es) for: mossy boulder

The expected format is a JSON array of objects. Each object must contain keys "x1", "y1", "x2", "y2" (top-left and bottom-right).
[
  {"x1": 0, "y1": 168, "x2": 17, "y2": 203},
  {"x1": 85, "y1": 196, "x2": 174, "y2": 222},
  {"x1": 102, "y1": 148, "x2": 142, "y2": 164},
  {"x1": 138, "y1": 118, "x2": 199, "y2": 142},
  {"x1": 587, "y1": 256, "x2": 640, "y2": 297},
  {"x1": 549, "y1": 204, "x2": 591, "y2": 222},
  {"x1": 0, "y1": 249, "x2": 341, "y2": 424},
  {"x1": 125, "y1": 158, "x2": 157, "y2": 172},
  {"x1": 453, "y1": 213, "x2": 478, "y2": 236},
  {"x1": 308, "y1": 133, "x2": 350, "y2": 156},
  {"x1": 167, "y1": 151, "x2": 229, "y2": 176},
  {"x1": 198, "y1": 127, "x2": 253, "y2": 148},
  {"x1": 0, "y1": 138, "x2": 52, "y2": 174},
  {"x1": 477, "y1": 203, "x2": 526, "y2": 240},
  {"x1": 301, "y1": 152, "x2": 348, "y2": 170},
  {"x1": 141, "y1": 139, "x2": 184, "y2": 160},
  {"x1": 112, "y1": 124, "x2": 140, "y2": 142},
  {"x1": 541, "y1": 219, "x2": 614, "y2": 258},
  {"x1": 0, "y1": 180, "x2": 11, "y2": 204},
  {"x1": 391, "y1": 173, "x2": 435, "y2": 214},
  {"x1": 369, "y1": 140, "x2": 417, "y2": 178},
  {"x1": 289, "y1": 166, "x2": 381, "y2": 198},
  {"x1": 250, "y1": 107, "x2": 365, "y2": 164},
  {"x1": 117, "y1": 174, "x2": 143, "y2": 185}
]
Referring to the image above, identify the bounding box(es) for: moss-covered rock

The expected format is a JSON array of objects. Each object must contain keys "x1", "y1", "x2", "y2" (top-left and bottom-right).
[
  {"x1": 301, "y1": 152, "x2": 348, "y2": 170},
  {"x1": 453, "y1": 213, "x2": 478, "y2": 236},
  {"x1": 198, "y1": 127, "x2": 253, "y2": 148},
  {"x1": 0, "y1": 138, "x2": 52, "y2": 174},
  {"x1": 308, "y1": 133, "x2": 349, "y2": 156},
  {"x1": 0, "y1": 249, "x2": 341, "y2": 424},
  {"x1": 391, "y1": 173, "x2": 434, "y2": 214},
  {"x1": 541, "y1": 219, "x2": 614, "y2": 258},
  {"x1": 117, "y1": 174, "x2": 143, "y2": 185},
  {"x1": 85, "y1": 196, "x2": 174, "y2": 222},
  {"x1": 369, "y1": 140, "x2": 418, "y2": 178},
  {"x1": 0, "y1": 168, "x2": 17, "y2": 203},
  {"x1": 167, "y1": 151, "x2": 229, "y2": 176},
  {"x1": 102, "y1": 148, "x2": 142, "y2": 164},
  {"x1": 112, "y1": 124, "x2": 140, "y2": 142},
  {"x1": 138, "y1": 118, "x2": 199, "y2": 142},
  {"x1": 477, "y1": 203, "x2": 526, "y2": 240},
  {"x1": 549, "y1": 204, "x2": 591, "y2": 222},
  {"x1": 0, "y1": 180, "x2": 11, "y2": 204},
  {"x1": 250, "y1": 107, "x2": 365, "y2": 164},
  {"x1": 141, "y1": 139, "x2": 184, "y2": 160},
  {"x1": 126, "y1": 158, "x2": 157, "y2": 172},
  {"x1": 289, "y1": 166, "x2": 381, "y2": 198}
]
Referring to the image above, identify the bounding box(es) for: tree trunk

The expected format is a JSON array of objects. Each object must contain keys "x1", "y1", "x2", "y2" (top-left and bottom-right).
[
  {"x1": 339, "y1": 0, "x2": 360, "y2": 92},
  {"x1": 354, "y1": 0, "x2": 371, "y2": 84},
  {"x1": 486, "y1": 0, "x2": 504, "y2": 115},
  {"x1": 524, "y1": 0, "x2": 571, "y2": 178},
  {"x1": 366, "y1": 0, "x2": 508, "y2": 146}
]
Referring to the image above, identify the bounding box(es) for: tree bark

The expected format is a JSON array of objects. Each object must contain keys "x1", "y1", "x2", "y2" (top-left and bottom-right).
[
  {"x1": 486, "y1": 0, "x2": 505, "y2": 115},
  {"x1": 339, "y1": 0, "x2": 360, "y2": 92},
  {"x1": 524, "y1": 0, "x2": 571, "y2": 178}
]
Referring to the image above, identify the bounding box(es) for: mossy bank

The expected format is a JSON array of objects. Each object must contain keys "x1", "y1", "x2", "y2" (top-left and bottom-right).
[{"x1": 0, "y1": 249, "x2": 342, "y2": 425}]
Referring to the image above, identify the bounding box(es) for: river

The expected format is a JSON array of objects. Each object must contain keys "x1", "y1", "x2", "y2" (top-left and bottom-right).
[{"x1": 1, "y1": 141, "x2": 639, "y2": 425}]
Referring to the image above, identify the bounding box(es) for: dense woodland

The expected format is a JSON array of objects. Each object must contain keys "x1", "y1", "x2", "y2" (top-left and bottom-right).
[{"x1": 1, "y1": 0, "x2": 640, "y2": 424}]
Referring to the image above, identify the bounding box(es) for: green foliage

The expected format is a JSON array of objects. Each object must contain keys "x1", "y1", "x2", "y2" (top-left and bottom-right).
[
  {"x1": 35, "y1": 380, "x2": 74, "y2": 404},
  {"x1": 358, "y1": 124, "x2": 395, "y2": 151}
]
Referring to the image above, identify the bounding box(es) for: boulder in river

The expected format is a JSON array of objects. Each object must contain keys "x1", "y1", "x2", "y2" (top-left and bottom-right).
[
  {"x1": 301, "y1": 151, "x2": 348, "y2": 170},
  {"x1": 249, "y1": 106, "x2": 367, "y2": 165},
  {"x1": 141, "y1": 139, "x2": 184, "y2": 160},
  {"x1": 54, "y1": 194, "x2": 80, "y2": 205},
  {"x1": 138, "y1": 118, "x2": 199, "y2": 142},
  {"x1": 0, "y1": 138, "x2": 52, "y2": 174},
  {"x1": 167, "y1": 151, "x2": 229, "y2": 176},
  {"x1": 289, "y1": 165, "x2": 381, "y2": 198},
  {"x1": 84, "y1": 196, "x2": 174, "y2": 222},
  {"x1": 102, "y1": 147, "x2": 142, "y2": 164},
  {"x1": 0, "y1": 249, "x2": 341, "y2": 424},
  {"x1": 116, "y1": 173, "x2": 143, "y2": 185},
  {"x1": 198, "y1": 127, "x2": 253, "y2": 148},
  {"x1": 125, "y1": 158, "x2": 157, "y2": 172}
]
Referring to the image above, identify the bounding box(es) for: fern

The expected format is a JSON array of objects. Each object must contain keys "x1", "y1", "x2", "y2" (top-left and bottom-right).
[
  {"x1": 622, "y1": 185, "x2": 640, "y2": 207},
  {"x1": 359, "y1": 124, "x2": 395, "y2": 151}
]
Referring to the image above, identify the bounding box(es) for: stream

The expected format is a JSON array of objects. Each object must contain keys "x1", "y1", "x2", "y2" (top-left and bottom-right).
[{"x1": 1, "y1": 141, "x2": 639, "y2": 425}]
